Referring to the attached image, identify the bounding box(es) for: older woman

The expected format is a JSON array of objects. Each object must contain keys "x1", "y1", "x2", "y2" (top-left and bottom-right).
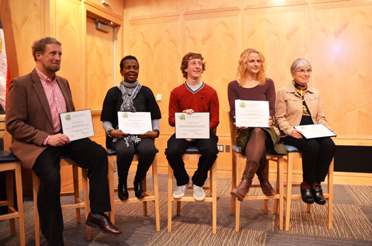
[
  {"x1": 228, "y1": 48, "x2": 285, "y2": 201},
  {"x1": 101, "y1": 55, "x2": 161, "y2": 201},
  {"x1": 275, "y1": 58, "x2": 336, "y2": 205}
]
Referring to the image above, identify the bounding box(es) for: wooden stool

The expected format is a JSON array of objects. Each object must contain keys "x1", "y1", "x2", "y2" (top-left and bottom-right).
[
  {"x1": 32, "y1": 157, "x2": 91, "y2": 246},
  {"x1": 168, "y1": 146, "x2": 217, "y2": 234},
  {"x1": 283, "y1": 144, "x2": 334, "y2": 231},
  {"x1": 107, "y1": 148, "x2": 160, "y2": 231},
  {"x1": 230, "y1": 145, "x2": 284, "y2": 231}
]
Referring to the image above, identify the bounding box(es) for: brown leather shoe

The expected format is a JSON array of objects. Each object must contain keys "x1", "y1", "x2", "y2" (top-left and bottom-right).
[
  {"x1": 256, "y1": 155, "x2": 275, "y2": 196},
  {"x1": 86, "y1": 213, "x2": 122, "y2": 237},
  {"x1": 231, "y1": 160, "x2": 260, "y2": 201}
]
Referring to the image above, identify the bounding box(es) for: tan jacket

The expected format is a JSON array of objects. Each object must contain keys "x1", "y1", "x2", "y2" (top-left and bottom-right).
[
  {"x1": 5, "y1": 69, "x2": 75, "y2": 169},
  {"x1": 275, "y1": 82, "x2": 329, "y2": 137}
]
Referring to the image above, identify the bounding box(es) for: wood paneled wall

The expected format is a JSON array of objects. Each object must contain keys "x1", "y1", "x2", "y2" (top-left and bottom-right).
[{"x1": 123, "y1": 0, "x2": 372, "y2": 177}]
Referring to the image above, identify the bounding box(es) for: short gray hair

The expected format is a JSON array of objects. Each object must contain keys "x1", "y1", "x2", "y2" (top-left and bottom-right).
[{"x1": 290, "y1": 58, "x2": 311, "y2": 74}]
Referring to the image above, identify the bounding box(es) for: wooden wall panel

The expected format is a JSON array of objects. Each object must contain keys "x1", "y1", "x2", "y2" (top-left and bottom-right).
[
  {"x1": 56, "y1": 0, "x2": 85, "y2": 109},
  {"x1": 184, "y1": 0, "x2": 240, "y2": 13},
  {"x1": 312, "y1": 3, "x2": 372, "y2": 138},
  {"x1": 244, "y1": 7, "x2": 309, "y2": 91},
  {"x1": 125, "y1": 0, "x2": 179, "y2": 20}
]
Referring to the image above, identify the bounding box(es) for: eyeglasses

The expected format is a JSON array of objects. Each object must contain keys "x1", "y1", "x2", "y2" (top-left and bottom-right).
[{"x1": 295, "y1": 69, "x2": 312, "y2": 74}]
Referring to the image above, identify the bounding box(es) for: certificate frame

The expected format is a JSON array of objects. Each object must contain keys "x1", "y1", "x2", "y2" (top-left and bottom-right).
[
  {"x1": 60, "y1": 109, "x2": 95, "y2": 141},
  {"x1": 235, "y1": 100, "x2": 270, "y2": 128},
  {"x1": 175, "y1": 112, "x2": 210, "y2": 139},
  {"x1": 294, "y1": 124, "x2": 336, "y2": 139},
  {"x1": 117, "y1": 111, "x2": 152, "y2": 135}
]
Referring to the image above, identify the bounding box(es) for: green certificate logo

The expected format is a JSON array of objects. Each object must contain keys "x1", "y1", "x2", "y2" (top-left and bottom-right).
[
  {"x1": 65, "y1": 114, "x2": 71, "y2": 121},
  {"x1": 239, "y1": 102, "x2": 246, "y2": 108},
  {"x1": 179, "y1": 114, "x2": 186, "y2": 120},
  {"x1": 122, "y1": 113, "x2": 128, "y2": 118}
]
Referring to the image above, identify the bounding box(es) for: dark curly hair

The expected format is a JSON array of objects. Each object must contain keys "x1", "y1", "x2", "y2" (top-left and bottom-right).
[
  {"x1": 120, "y1": 55, "x2": 139, "y2": 71},
  {"x1": 180, "y1": 52, "x2": 206, "y2": 79}
]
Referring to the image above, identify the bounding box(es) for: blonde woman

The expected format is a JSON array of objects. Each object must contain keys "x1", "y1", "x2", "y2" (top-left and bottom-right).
[{"x1": 228, "y1": 48, "x2": 285, "y2": 201}]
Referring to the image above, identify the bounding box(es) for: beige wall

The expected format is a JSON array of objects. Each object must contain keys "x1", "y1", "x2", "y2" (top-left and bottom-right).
[{"x1": 1, "y1": 0, "x2": 372, "y2": 185}]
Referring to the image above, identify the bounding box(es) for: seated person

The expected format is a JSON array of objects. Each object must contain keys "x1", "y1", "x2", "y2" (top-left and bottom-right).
[
  {"x1": 101, "y1": 55, "x2": 161, "y2": 201},
  {"x1": 275, "y1": 58, "x2": 336, "y2": 205},
  {"x1": 5, "y1": 37, "x2": 122, "y2": 246},
  {"x1": 166, "y1": 52, "x2": 219, "y2": 201},
  {"x1": 228, "y1": 48, "x2": 286, "y2": 201}
]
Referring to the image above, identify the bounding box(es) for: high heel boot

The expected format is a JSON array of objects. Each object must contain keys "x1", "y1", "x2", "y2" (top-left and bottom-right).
[
  {"x1": 118, "y1": 179, "x2": 128, "y2": 201},
  {"x1": 231, "y1": 160, "x2": 260, "y2": 201},
  {"x1": 256, "y1": 156, "x2": 276, "y2": 196}
]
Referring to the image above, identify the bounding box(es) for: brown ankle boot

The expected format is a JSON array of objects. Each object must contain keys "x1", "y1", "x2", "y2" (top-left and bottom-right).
[
  {"x1": 256, "y1": 157, "x2": 276, "y2": 196},
  {"x1": 231, "y1": 160, "x2": 260, "y2": 201}
]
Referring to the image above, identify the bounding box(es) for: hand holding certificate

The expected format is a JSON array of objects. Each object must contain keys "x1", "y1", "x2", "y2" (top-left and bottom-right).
[
  {"x1": 294, "y1": 124, "x2": 336, "y2": 139},
  {"x1": 60, "y1": 109, "x2": 95, "y2": 141},
  {"x1": 117, "y1": 112, "x2": 152, "y2": 134},
  {"x1": 175, "y1": 112, "x2": 210, "y2": 139},
  {"x1": 235, "y1": 100, "x2": 270, "y2": 128}
]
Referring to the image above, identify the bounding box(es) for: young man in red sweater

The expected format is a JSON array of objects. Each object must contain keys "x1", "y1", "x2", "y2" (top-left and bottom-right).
[{"x1": 166, "y1": 52, "x2": 219, "y2": 201}]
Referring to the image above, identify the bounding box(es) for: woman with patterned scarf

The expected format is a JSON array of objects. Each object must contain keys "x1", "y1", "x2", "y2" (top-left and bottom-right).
[
  {"x1": 101, "y1": 55, "x2": 161, "y2": 201},
  {"x1": 275, "y1": 58, "x2": 336, "y2": 205},
  {"x1": 228, "y1": 48, "x2": 286, "y2": 202}
]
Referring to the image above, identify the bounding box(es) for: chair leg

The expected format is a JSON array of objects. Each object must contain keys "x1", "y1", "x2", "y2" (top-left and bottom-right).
[
  {"x1": 82, "y1": 168, "x2": 91, "y2": 240},
  {"x1": 278, "y1": 157, "x2": 284, "y2": 231},
  {"x1": 108, "y1": 156, "x2": 116, "y2": 223},
  {"x1": 32, "y1": 172, "x2": 41, "y2": 246},
  {"x1": 72, "y1": 165, "x2": 81, "y2": 224},
  {"x1": 5, "y1": 171, "x2": 16, "y2": 235},
  {"x1": 235, "y1": 155, "x2": 242, "y2": 232},
  {"x1": 273, "y1": 161, "x2": 279, "y2": 215},
  {"x1": 167, "y1": 165, "x2": 173, "y2": 232},
  {"x1": 230, "y1": 153, "x2": 236, "y2": 215},
  {"x1": 143, "y1": 178, "x2": 148, "y2": 216},
  {"x1": 285, "y1": 153, "x2": 294, "y2": 231},
  {"x1": 328, "y1": 159, "x2": 334, "y2": 229},
  {"x1": 15, "y1": 164, "x2": 25, "y2": 246},
  {"x1": 211, "y1": 162, "x2": 217, "y2": 235},
  {"x1": 152, "y1": 157, "x2": 160, "y2": 232},
  {"x1": 264, "y1": 160, "x2": 269, "y2": 214}
]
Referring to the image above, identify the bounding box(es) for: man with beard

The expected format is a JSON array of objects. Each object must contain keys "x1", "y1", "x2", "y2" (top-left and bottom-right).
[{"x1": 5, "y1": 37, "x2": 122, "y2": 245}]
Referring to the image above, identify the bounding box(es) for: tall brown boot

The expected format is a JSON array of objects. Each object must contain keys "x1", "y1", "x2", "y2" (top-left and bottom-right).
[
  {"x1": 256, "y1": 156, "x2": 276, "y2": 196},
  {"x1": 231, "y1": 160, "x2": 260, "y2": 201}
]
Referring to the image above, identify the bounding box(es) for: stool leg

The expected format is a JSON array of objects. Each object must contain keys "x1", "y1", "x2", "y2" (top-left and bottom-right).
[
  {"x1": 5, "y1": 171, "x2": 16, "y2": 235},
  {"x1": 168, "y1": 165, "x2": 173, "y2": 232},
  {"x1": 278, "y1": 157, "x2": 284, "y2": 231},
  {"x1": 15, "y1": 164, "x2": 25, "y2": 246},
  {"x1": 230, "y1": 153, "x2": 236, "y2": 215},
  {"x1": 285, "y1": 153, "x2": 294, "y2": 231},
  {"x1": 143, "y1": 178, "x2": 148, "y2": 216},
  {"x1": 235, "y1": 155, "x2": 242, "y2": 232},
  {"x1": 108, "y1": 156, "x2": 115, "y2": 223},
  {"x1": 328, "y1": 159, "x2": 334, "y2": 229},
  {"x1": 152, "y1": 157, "x2": 160, "y2": 231},
  {"x1": 32, "y1": 172, "x2": 41, "y2": 246},
  {"x1": 273, "y1": 160, "x2": 279, "y2": 215},
  {"x1": 72, "y1": 165, "x2": 81, "y2": 223},
  {"x1": 82, "y1": 168, "x2": 91, "y2": 240},
  {"x1": 211, "y1": 162, "x2": 217, "y2": 235}
]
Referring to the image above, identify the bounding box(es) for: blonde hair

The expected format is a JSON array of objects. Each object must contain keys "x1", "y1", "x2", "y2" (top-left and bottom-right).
[{"x1": 236, "y1": 48, "x2": 266, "y2": 86}]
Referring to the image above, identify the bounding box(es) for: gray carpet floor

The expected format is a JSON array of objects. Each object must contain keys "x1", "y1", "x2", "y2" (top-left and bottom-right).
[{"x1": 1, "y1": 172, "x2": 372, "y2": 246}]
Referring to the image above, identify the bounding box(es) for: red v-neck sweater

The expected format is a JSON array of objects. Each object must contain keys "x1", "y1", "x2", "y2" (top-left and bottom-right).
[{"x1": 168, "y1": 82, "x2": 219, "y2": 130}]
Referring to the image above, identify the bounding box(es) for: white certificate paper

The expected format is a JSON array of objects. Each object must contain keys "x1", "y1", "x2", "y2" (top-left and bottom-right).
[
  {"x1": 60, "y1": 109, "x2": 94, "y2": 141},
  {"x1": 294, "y1": 124, "x2": 336, "y2": 139},
  {"x1": 235, "y1": 100, "x2": 269, "y2": 128},
  {"x1": 117, "y1": 112, "x2": 152, "y2": 134},
  {"x1": 175, "y1": 112, "x2": 210, "y2": 139}
]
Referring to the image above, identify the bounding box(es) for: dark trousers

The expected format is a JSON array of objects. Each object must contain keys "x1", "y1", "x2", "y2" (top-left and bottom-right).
[
  {"x1": 110, "y1": 138, "x2": 156, "y2": 183},
  {"x1": 282, "y1": 136, "x2": 336, "y2": 184},
  {"x1": 32, "y1": 138, "x2": 110, "y2": 246},
  {"x1": 165, "y1": 132, "x2": 218, "y2": 187}
]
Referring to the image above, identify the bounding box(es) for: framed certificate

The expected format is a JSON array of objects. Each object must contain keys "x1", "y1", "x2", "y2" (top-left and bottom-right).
[
  {"x1": 175, "y1": 112, "x2": 210, "y2": 139},
  {"x1": 294, "y1": 124, "x2": 336, "y2": 139},
  {"x1": 235, "y1": 100, "x2": 269, "y2": 128},
  {"x1": 60, "y1": 109, "x2": 94, "y2": 141},
  {"x1": 117, "y1": 112, "x2": 152, "y2": 134}
]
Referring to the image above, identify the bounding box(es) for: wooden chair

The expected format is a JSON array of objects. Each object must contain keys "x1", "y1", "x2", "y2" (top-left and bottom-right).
[
  {"x1": 0, "y1": 114, "x2": 25, "y2": 246},
  {"x1": 283, "y1": 144, "x2": 334, "y2": 231},
  {"x1": 229, "y1": 115, "x2": 284, "y2": 231},
  {"x1": 32, "y1": 157, "x2": 91, "y2": 246},
  {"x1": 107, "y1": 148, "x2": 160, "y2": 231},
  {"x1": 168, "y1": 146, "x2": 218, "y2": 234}
]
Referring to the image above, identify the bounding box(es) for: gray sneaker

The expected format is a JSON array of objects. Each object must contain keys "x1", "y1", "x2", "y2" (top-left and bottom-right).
[
  {"x1": 193, "y1": 184, "x2": 206, "y2": 201},
  {"x1": 173, "y1": 182, "x2": 190, "y2": 199}
]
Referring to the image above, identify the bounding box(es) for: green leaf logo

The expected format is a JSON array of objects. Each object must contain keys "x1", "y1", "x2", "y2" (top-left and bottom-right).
[
  {"x1": 179, "y1": 114, "x2": 186, "y2": 120},
  {"x1": 122, "y1": 113, "x2": 128, "y2": 118},
  {"x1": 65, "y1": 114, "x2": 71, "y2": 121},
  {"x1": 239, "y1": 102, "x2": 246, "y2": 108}
]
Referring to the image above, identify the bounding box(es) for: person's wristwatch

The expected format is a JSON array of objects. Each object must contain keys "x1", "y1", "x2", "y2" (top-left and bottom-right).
[
  {"x1": 153, "y1": 129, "x2": 160, "y2": 138},
  {"x1": 106, "y1": 127, "x2": 114, "y2": 138}
]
